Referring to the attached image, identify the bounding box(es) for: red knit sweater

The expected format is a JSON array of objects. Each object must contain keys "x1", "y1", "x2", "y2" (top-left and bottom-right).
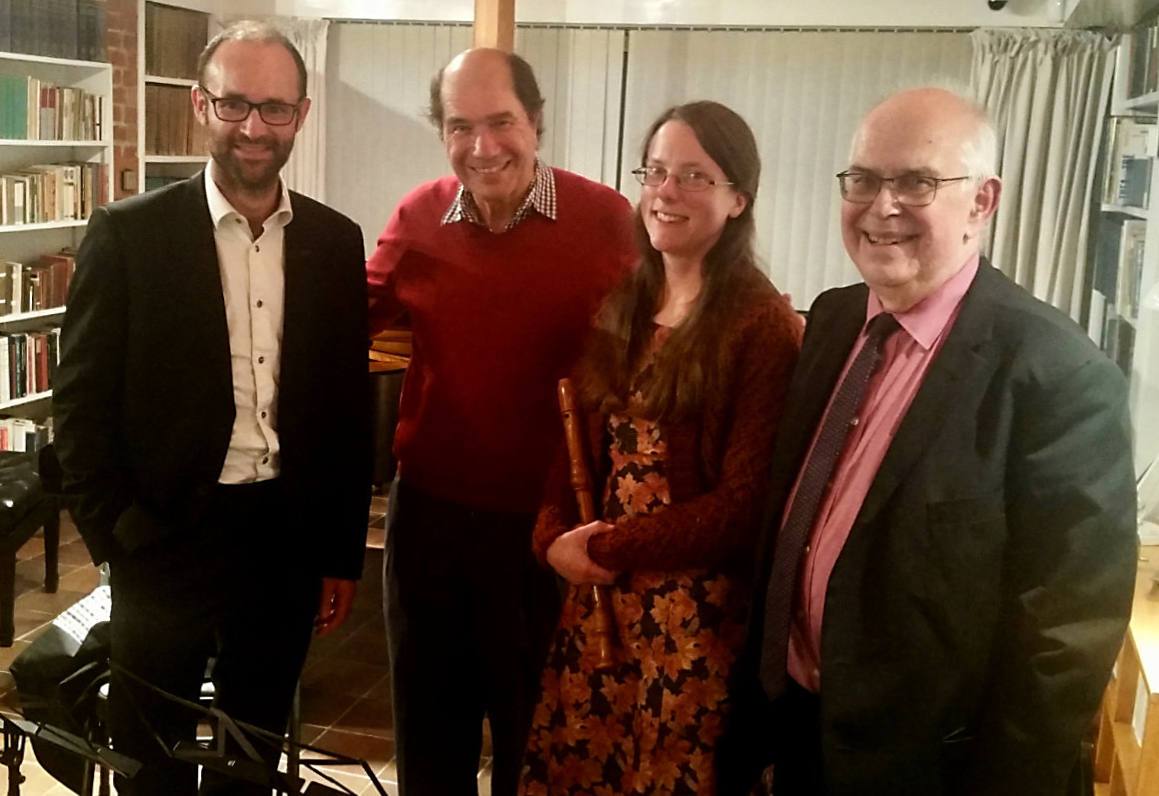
[
  {"x1": 367, "y1": 169, "x2": 636, "y2": 514},
  {"x1": 532, "y1": 280, "x2": 803, "y2": 572}
]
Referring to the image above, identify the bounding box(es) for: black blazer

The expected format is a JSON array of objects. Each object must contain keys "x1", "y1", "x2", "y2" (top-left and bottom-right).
[
  {"x1": 53, "y1": 173, "x2": 371, "y2": 580},
  {"x1": 723, "y1": 261, "x2": 1137, "y2": 796}
]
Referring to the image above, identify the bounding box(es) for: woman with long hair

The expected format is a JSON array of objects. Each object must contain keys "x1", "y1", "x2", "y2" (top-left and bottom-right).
[{"x1": 519, "y1": 101, "x2": 802, "y2": 796}]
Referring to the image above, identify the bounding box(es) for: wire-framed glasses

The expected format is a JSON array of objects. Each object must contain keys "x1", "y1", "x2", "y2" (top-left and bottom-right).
[
  {"x1": 836, "y1": 171, "x2": 971, "y2": 207},
  {"x1": 631, "y1": 166, "x2": 734, "y2": 192},
  {"x1": 199, "y1": 87, "x2": 303, "y2": 127}
]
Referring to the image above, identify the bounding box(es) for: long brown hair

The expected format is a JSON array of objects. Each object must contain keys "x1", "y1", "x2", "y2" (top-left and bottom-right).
[{"x1": 583, "y1": 100, "x2": 774, "y2": 421}]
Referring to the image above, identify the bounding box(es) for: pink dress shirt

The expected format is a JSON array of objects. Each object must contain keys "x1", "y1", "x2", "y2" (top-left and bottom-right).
[{"x1": 786, "y1": 256, "x2": 981, "y2": 692}]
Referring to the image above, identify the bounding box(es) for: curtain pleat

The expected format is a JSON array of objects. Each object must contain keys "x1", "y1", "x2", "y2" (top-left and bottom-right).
[{"x1": 971, "y1": 28, "x2": 1117, "y2": 320}]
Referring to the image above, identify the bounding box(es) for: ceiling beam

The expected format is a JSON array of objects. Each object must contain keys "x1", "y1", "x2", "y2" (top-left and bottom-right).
[{"x1": 474, "y1": 0, "x2": 515, "y2": 50}]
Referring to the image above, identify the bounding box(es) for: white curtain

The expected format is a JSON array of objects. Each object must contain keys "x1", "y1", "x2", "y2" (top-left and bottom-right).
[
  {"x1": 971, "y1": 28, "x2": 1117, "y2": 320},
  {"x1": 267, "y1": 17, "x2": 330, "y2": 201},
  {"x1": 325, "y1": 24, "x2": 972, "y2": 291},
  {"x1": 623, "y1": 29, "x2": 972, "y2": 308}
]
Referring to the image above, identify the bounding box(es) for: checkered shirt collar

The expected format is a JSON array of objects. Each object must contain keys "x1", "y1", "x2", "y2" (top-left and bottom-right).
[{"x1": 441, "y1": 159, "x2": 556, "y2": 230}]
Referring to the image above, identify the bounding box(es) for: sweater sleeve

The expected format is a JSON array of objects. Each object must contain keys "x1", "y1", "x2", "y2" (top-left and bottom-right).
[
  {"x1": 531, "y1": 437, "x2": 582, "y2": 566},
  {"x1": 366, "y1": 196, "x2": 414, "y2": 336},
  {"x1": 587, "y1": 297, "x2": 802, "y2": 572}
]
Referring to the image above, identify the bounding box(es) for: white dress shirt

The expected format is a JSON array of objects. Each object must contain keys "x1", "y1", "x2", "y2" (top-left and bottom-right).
[{"x1": 203, "y1": 163, "x2": 292, "y2": 484}]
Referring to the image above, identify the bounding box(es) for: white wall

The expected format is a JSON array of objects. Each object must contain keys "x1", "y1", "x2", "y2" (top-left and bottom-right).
[{"x1": 225, "y1": 0, "x2": 1066, "y2": 28}]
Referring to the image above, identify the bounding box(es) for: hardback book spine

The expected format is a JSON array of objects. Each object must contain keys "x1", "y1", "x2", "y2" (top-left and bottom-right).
[
  {"x1": 0, "y1": 0, "x2": 11, "y2": 55},
  {"x1": 0, "y1": 336, "x2": 11, "y2": 404}
]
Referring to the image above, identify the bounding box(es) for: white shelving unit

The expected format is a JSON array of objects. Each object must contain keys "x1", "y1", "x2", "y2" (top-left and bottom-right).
[
  {"x1": 1102, "y1": 43, "x2": 1159, "y2": 475},
  {"x1": 0, "y1": 51, "x2": 113, "y2": 419}
]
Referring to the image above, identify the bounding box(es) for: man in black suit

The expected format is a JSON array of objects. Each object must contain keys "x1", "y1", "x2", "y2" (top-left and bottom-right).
[
  {"x1": 720, "y1": 87, "x2": 1137, "y2": 796},
  {"x1": 52, "y1": 21, "x2": 369, "y2": 796}
]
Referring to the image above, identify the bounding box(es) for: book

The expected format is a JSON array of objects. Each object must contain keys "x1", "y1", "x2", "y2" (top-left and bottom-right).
[
  {"x1": 1119, "y1": 157, "x2": 1152, "y2": 208},
  {"x1": 1118, "y1": 219, "x2": 1147, "y2": 321},
  {"x1": 0, "y1": 0, "x2": 10, "y2": 56},
  {"x1": 77, "y1": 0, "x2": 107, "y2": 63},
  {"x1": 7, "y1": 262, "x2": 23, "y2": 315},
  {"x1": 0, "y1": 338, "x2": 11, "y2": 404}
]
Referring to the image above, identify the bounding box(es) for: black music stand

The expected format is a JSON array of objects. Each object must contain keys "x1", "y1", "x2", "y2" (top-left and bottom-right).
[
  {"x1": 113, "y1": 662, "x2": 387, "y2": 796},
  {"x1": 0, "y1": 713, "x2": 140, "y2": 796}
]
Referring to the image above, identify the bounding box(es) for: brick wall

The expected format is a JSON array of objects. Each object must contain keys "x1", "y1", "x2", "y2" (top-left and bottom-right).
[{"x1": 107, "y1": 0, "x2": 138, "y2": 200}]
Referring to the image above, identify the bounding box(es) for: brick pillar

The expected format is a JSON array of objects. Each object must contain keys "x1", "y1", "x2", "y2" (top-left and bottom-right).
[{"x1": 106, "y1": 0, "x2": 138, "y2": 200}]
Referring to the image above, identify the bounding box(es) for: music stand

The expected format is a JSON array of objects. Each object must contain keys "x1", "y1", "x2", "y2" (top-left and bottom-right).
[
  {"x1": 113, "y1": 662, "x2": 387, "y2": 796},
  {"x1": 0, "y1": 712, "x2": 140, "y2": 796}
]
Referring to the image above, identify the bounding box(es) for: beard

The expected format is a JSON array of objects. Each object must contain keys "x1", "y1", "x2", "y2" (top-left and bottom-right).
[{"x1": 209, "y1": 129, "x2": 295, "y2": 195}]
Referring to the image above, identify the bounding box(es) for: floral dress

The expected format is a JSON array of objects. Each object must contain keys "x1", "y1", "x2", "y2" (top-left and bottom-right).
[{"x1": 520, "y1": 360, "x2": 749, "y2": 796}]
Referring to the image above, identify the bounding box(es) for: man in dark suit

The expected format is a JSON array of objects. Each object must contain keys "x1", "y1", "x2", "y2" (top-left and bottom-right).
[
  {"x1": 720, "y1": 87, "x2": 1137, "y2": 796},
  {"x1": 52, "y1": 21, "x2": 369, "y2": 796}
]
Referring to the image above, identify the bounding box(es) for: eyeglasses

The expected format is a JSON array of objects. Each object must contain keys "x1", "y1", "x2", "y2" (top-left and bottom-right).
[
  {"x1": 632, "y1": 166, "x2": 734, "y2": 192},
  {"x1": 199, "y1": 87, "x2": 303, "y2": 127},
  {"x1": 836, "y1": 171, "x2": 971, "y2": 207}
]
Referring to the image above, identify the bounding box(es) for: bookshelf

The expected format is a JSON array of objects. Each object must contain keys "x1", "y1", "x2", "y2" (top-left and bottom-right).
[
  {"x1": 138, "y1": 2, "x2": 212, "y2": 192},
  {"x1": 0, "y1": 50, "x2": 111, "y2": 432},
  {"x1": 1093, "y1": 32, "x2": 1159, "y2": 477},
  {"x1": 1093, "y1": 549, "x2": 1159, "y2": 796}
]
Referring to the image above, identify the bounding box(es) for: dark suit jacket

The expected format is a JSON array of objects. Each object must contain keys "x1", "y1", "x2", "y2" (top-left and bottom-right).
[
  {"x1": 723, "y1": 260, "x2": 1137, "y2": 796},
  {"x1": 52, "y1": 173, "x2": 371, "y2": 580}
]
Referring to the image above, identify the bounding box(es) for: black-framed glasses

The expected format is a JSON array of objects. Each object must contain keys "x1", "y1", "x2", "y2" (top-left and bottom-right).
[
  {"x1": 632, "y1": 166, "x2": 734, "y2": 192},
  {"x1": 836, "y1": 171, "x2": 971, "y2": 207},
  {"x1": 199, "y1": 87, "x2": 303, "y2": 126}
]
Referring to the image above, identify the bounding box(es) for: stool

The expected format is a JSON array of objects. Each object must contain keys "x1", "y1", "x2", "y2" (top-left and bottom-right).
[{"x1": 0, "y1": 446, "x2": 61, "y2": 647}]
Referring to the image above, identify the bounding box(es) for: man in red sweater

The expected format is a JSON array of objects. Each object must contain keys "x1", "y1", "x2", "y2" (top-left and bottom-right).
[{"x1": 365, "y1": 48, "x2": 635, "y2": 796}]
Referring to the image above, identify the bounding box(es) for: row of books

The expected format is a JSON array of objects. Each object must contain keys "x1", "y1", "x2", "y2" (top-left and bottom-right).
[
  {"x1": 0, "y1": 161, "x2": 105, "y2": 226},
  {"x1": 1092, "y1": 301, "x2": 1137, "y2": 378},
  {"x1": 1102, "y1": 117, "x2": 1157, "y2": 208},
  {"x1": 0, "y1": 0, "x2": 107, "y2": 63},
  {"x1": 145, "y1": 83, "x2": 208, "y2": 157},
  {"x1": 1, "y1": 251, "x2": 75, "y2": 317},
  {"x1": 1128, "y1": 25, "x2": 1159, "y2": 99},
  {"x1": 144, "y1": 2, "x2": 208, "y2": 80},
  {"x1": 0, "y1": 415, "x2": 51, "y2": 452},
  {"x1": 0, "y1": 76, "x2": 104, "y2": 141},
  {"x1": 0, "y1": 328, "x2": 60, "y2": 405}
]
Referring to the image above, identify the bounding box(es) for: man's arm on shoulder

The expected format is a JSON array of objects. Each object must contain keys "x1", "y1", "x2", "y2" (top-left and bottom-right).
[
  {"x1": 52, "y1": 207, "x2": 132, "y2": 565},
  {"x1": 968, "y1": 345, "x2": 1137, "y2": 795},
  {"x1": 366, "y1": 200, "x2": 413, "y2": 336}
]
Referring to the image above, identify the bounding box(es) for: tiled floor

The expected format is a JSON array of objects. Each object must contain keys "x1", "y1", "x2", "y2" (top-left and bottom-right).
[{"x1": 0, "y1": 494, "x2": 495, "y2": 795}]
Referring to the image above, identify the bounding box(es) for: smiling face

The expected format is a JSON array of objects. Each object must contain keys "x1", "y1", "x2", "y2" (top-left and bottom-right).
[
  {"x1": 640, "y1": 120, "x2": 747, "y2": 270},
  {"x1": 439, "y1": 50, "x2": 540, "y2": 229},
  {"x1": 192, "y1": 39, "x2": 309, "y2": 200},
  {"x1": 841, "y1": 88, "x2": 1000, "y2": 312}
]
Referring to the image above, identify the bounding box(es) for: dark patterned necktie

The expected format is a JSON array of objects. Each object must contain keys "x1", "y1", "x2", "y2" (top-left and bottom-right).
[{"x1": 759, "y1": 312, "x2": 900, "y2": 700}]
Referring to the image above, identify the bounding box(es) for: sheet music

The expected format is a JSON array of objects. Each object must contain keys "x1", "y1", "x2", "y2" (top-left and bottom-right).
[{"x1": 51, "y1": 585, "x2": 111, "y2": 646}]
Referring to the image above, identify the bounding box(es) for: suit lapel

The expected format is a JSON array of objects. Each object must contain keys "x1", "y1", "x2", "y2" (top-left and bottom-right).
[
  {"x1": 758, "y1": 286, "x2": 867, "y2": 570},
  {"x1": 281, "y1": 196, "x2": 315, "y2": 391},
  {"x1": 854, "y1": 261, "x2": 1004, "y2": 527},
  {"x1": 175, "y1": 175, "x2": 232, "y2": 392}
]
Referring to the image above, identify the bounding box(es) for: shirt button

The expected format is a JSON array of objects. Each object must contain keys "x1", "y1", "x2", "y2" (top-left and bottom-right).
[
  {"x1": 258, "y1": 356, "x2": 265, "y2": 364},
  {"x1": 260, "y1": 411, "x2": 267, "y2": 419},
  {"x1": 262, "y1": 456, "x2": 269, "y2": 464},
  {"x1": 849, "y1": 416, "x2": 860, "y2": 427},
  {"x1": 255, "y1": 244, "x2": 261, "y2": 252},
  {"x1": 256, "y1": 300, "x2": 263, "y2": 308},
  {"x1": 804, "y1": 544, "x2": 811, "y2": 554}
]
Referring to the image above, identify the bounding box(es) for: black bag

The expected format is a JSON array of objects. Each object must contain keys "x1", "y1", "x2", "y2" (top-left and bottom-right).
[{"x1": 9, "y1": 585, "x2": 111, "y2": 794}]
